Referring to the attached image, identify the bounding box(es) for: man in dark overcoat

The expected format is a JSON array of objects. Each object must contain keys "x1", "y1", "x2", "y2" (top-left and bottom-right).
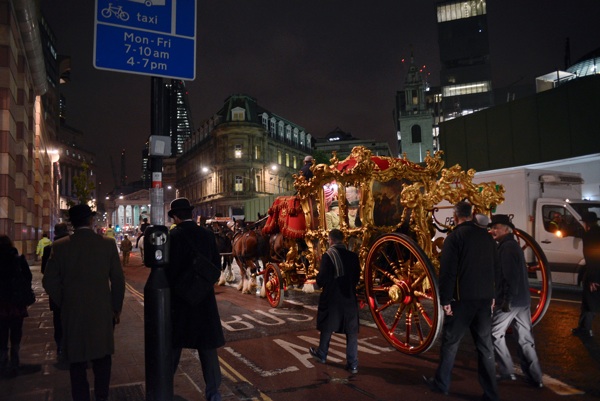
[
  {"x1": 166, "y1": 198, "x2": 225, "y2": 401},
  {"x1": 424, "y1": 201, "x2": 500, "y2": 401},
  {"x1": 309, "y1": 229, "x2": 360, "y2": 374},
  {"x1": 43, "y1": 205, "x2": 125, "y2": 401},
  {"x1": 573, "y1": 211, "x2": 600, "y2": 337}
]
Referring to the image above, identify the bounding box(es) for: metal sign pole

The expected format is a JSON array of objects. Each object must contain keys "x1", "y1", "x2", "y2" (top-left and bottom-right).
[{"x1": 144, "y1": 76, "x2": 173, "y2": 401}]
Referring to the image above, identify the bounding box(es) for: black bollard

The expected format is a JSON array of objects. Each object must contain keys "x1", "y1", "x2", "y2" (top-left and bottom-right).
[{"x1": 144, "y1": 226, "x2": 173, "y2": 401}]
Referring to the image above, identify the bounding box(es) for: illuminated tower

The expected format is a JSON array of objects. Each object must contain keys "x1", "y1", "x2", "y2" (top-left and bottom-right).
[
  {"x1": 435, "y1": 0, "x2": 493, "y2": 119},
  {"x1": 167, "y1": 80, "x2": 194, "y2": 155}
]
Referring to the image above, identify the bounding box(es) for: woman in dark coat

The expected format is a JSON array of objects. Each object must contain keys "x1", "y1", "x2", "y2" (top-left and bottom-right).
[
  {"x1": 310, "y1": 229, "x2": 361, "y2": 374},
  {"x1": 0, "y1": 235, "x2": 33, "y2": 376}
]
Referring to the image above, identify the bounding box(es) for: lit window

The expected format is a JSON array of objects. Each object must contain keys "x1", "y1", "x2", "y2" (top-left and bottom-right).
[
  {"x1": 442, "y1": 81, "x2": 491, "y2": 97},
  {"x1": 234, "y1": 144, "x2": 242, "y2": 158},
  {"x1": 235, "y1": 176, "x2": 243, "y2": 192},
  {"x1": 437, "y1": 1, "x2": 486, "y2": 23},
  {"x1": 285, "y1": 153, "x2": 290, "y2": 167},
  {"x1": 231, "y1": 107, "x2": 245, "y2": 121},
  {"x1": 254, "y1": 145, "x2": 261, "y2": 159},
  {"x1": 277, "y1": 151, "x2": 282, "y2": 164},
  {"x1": 293, "y1": 156, "x2": 297, "y2": 169}
]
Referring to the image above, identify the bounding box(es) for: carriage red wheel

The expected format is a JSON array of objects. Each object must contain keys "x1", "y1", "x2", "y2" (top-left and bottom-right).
[
  {"x1": 513, "y1": 228, "x2": 552, "y2": 326},
  {"x1": 365, "y1": 233, "x2": 443, "y2": 355},
  {"x1": 264, "y1": 262, "x2": 284, "y2": 308}
]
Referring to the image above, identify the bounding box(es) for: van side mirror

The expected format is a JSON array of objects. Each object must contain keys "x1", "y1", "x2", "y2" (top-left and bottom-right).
[{"x1": 143, "y1": 225, "x2": 170, "y2": 268}]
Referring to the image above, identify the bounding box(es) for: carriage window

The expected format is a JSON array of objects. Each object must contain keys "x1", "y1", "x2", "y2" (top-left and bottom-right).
[
  {"x1": 324, "y1": 181, "x2": 339, "y2": 229},
  {"x1": 346, "y1": 185, "x2": 362, "y2": 229}
]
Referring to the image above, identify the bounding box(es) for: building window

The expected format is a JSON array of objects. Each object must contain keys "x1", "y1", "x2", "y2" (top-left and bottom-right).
[
  {"x1": 277, "y1": 151, "x2": 282, "y2": 164},
  {"x1": 231, "y1": 107, "x2": 245, "y2": 121},
  {"x1": 278, "y1": 121, "x2": 284, "y2": 139},
  {"x1": 261, "y1": 113, "x2": 269, "y2": 128},
  {"x1": 411, "y1": 125, "x2": 422, "y2": 143},
  {"x1": 235, "y1": 176, "x2": 243, "y2": 192},
  {"x1": 254, "y1": 145, "x2": 261, "y2": 159},
  {"x1": 234, "y1": 144, "x2": 242, "y2": 158},
  {"x1": 270, "y1": 118, "x2": 276, "y2": 134},
  {"x1": 285, "y1": 153, "x2": 290, "y2": 167},
  {"x1": 437, "y1": 1, "x2": 486, "y2": 23},
  {"x1": 442, "y1": 81, "x2": 491, "y2": 97},
  {"x1": 293, "y1": 156, "x2": 297, "y2": 169}
]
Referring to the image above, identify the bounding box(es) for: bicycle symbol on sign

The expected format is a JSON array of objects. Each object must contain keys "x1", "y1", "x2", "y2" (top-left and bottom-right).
[{"x1": 101, "y1": 3, "x2": 130, "y2": 21}]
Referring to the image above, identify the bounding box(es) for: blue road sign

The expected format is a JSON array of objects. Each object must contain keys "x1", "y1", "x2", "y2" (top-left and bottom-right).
[{"x1": 94, "y1": 0, "x2": 196, "y2": 80}]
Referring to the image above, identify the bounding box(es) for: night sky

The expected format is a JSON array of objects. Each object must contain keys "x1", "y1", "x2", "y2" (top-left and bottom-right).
[{"x1": 40, "y1": 0, "x2": 600, "y2": 195}]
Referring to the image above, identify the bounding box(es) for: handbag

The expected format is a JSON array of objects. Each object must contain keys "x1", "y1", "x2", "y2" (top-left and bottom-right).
[
  {"x1": 11, "y1": 255, "x2": 35, "y2": 306},
  {"x1": 175, "y1": 234, "x2": 221, "y2": 306}
]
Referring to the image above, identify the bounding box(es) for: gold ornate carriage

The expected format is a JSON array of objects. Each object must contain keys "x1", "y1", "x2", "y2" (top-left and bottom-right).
[{"x1": 261, "y1": 146, "x2": 551, "y2": 355}]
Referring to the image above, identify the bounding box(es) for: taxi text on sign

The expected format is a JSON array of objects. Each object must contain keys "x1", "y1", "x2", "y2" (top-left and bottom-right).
[{"x1": 94, "y1": 0, "x2": 196, "y2": 80}]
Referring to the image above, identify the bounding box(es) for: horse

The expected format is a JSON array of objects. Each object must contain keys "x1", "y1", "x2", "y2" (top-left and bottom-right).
[
  {"x1": 231, "y1": 216, "x2": 269, "y2": 294},
  {"x1": 213, "y1": 224, "x2": 235, "y2": 285}
]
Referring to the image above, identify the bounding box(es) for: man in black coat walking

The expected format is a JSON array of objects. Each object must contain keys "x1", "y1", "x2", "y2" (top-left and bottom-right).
[
  {"x1": 309, "y1": 229, "x2": 361, "y2": 374},
  {"x1": 167, "y1": 198, "x2": 225, "y2": 401},
  {"x1": 424, "y1": 201, "x2": 500, "y2": 401},
  {"x1": 572, "y1": 211, "x2": 600, "y2": 337}
]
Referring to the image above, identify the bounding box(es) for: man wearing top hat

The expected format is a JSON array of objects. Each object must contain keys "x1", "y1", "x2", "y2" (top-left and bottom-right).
[
  {"x1": 572, "y1": 211, "x2": 600, "y2": 337},
  {"x1": 43, "y1": 204, "x2": 125, "y2": 401},
  {"x1": 166, "y1": 197, "x2": 225, "y2": 401},
  {"x1": 488, "y1": 214, "x2": 543, "y2": 388}
]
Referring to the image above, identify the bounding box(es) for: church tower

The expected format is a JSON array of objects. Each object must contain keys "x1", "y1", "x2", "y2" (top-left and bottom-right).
[{"x1": 395, "y1": 53, "x2": 434, "y2": 163}]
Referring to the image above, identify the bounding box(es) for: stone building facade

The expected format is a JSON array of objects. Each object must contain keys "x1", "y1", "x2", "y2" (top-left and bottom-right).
[
  {"x1": 177, "y1": 94, "x2": 312, "y2": 220},
  {"x1": 0, "y1": 0, "x2": 59, "y2": 257}
]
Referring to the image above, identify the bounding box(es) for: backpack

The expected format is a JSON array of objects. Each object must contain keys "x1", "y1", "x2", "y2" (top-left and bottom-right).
[{"x1": 11, "y1": 255, "x2": 35, "y2": 306}]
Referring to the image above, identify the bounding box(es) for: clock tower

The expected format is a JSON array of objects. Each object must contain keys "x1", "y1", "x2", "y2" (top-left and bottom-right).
[{"x1": 395, "y1": 52, "x2": 434, "y2": 163}]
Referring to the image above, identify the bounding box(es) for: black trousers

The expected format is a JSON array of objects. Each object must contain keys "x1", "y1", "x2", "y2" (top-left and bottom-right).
[
  {"x1": 69, "y1": 354, "x2": 112, "y2": 401},
  {"x1": 173, "y1": 347, "x2": 222, "y2": 401},
  {"x1": 0, "y1": 317, "x2": 23, "y2": 352}
]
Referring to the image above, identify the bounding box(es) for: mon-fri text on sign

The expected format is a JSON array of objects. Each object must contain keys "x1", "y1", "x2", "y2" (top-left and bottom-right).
[{"x1": 94, "y1": 0, "x2": 196, "y2": 80}]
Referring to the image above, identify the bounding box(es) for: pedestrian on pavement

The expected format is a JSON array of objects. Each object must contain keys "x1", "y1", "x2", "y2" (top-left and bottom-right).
[
  {"x1": 41, "y1": 222, "x2": 70, "y2": 359},
  {"x1": 0, "y1": 235, "x2": 33, "y2": 377},
  {"x1": 136, "y1": 217, "x2": 149, "y2": 248},
  {"x1": 166, "y1": 197, "x2": 225, "y2": 401},
  {"x1": 489, "y1": 214, "x2": 543, "y2": 388},
  {"x1": 43, "y1": 204, "x2": 125, "y2": 401},
  {"x1": 572, "y1": 211, "x2": 600, "y2": 338},
  {"x1": 119, "y1": 235, "x2": 133, "y2": 266},
  {"x1": 105, "y1": 224, "x2": 115, "y2": 240},
  {"x1": 424, "y1": 201, "x2": 500, "y2": 401},
  {"x1": 36, "y1": 232, "x2": 52, "y2": 261},
  {"x1": 309, "y1": 229, "x2": 361, "y2": 374},
  {"x1": 300, "y1": 155, "x2": 314, "y2": 180}
]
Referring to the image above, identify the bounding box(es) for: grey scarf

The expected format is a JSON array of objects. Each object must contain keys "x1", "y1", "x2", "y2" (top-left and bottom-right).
[{"x1": 326, "y1": 243, "x2": 347, "y2": 278}]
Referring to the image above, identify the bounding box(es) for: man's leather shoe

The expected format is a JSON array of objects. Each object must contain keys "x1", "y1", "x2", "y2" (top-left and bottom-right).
[
  {"x1": 572, "y1": 327, "x2": 593, "y2": 337},
  {"x1": 309, "y1": 347, "x2": 326, "y2": 363},
  {"x1": 346, "y1": 364, "x2": 358, "y2": 374},
  {"x1": 423, "y1": 375, "x2": 448, "y2": 395}
]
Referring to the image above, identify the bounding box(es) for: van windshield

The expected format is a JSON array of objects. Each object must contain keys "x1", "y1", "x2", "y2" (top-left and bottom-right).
[{"x1": 569, "y1": 202, "x2": 600, "y2": 220}]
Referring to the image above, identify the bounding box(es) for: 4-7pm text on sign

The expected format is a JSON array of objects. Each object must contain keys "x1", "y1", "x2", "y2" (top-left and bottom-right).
[{"x1": 93, "y1": 0, "x2": 196, "y2": 80}]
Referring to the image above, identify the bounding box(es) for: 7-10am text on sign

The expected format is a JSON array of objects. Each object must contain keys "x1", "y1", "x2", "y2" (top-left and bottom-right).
[{"x1": 94, "y1": 0, "x2": 196, "y2": 80}]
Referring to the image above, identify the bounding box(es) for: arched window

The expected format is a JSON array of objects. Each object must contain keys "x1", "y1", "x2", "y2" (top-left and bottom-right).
[{"x1": 411, "y1": 125, "x2": 422, "y2": 143}]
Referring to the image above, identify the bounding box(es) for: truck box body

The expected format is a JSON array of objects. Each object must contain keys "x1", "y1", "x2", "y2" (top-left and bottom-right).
[{"x1": 471, "y1": 167, "x2": 600, "y2": 286}]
